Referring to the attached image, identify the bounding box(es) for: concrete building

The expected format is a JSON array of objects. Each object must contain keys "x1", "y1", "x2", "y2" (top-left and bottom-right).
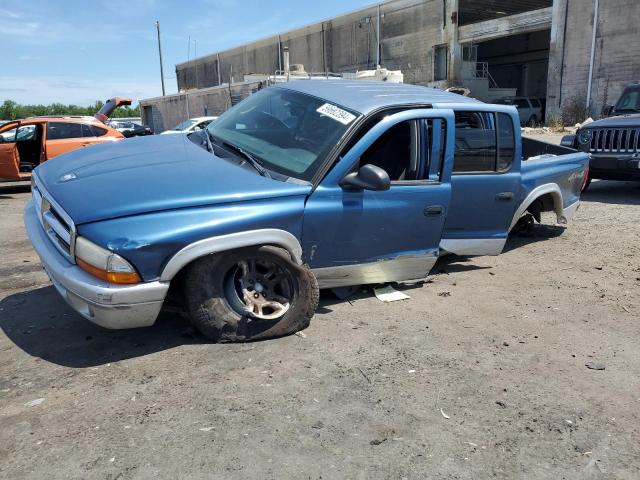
[{"x1": 141, "y1": 0, "x2": 640, "y2": 130}]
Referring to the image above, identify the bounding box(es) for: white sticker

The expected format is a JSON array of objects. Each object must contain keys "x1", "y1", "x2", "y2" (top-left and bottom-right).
[{"x1": 316, "y1": 103, "x2": 356, "y2": 125}]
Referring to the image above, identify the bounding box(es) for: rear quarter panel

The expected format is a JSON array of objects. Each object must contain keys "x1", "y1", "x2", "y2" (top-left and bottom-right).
[{"x1": 520, "y1": 152, "x2": 589, "y2": 209}]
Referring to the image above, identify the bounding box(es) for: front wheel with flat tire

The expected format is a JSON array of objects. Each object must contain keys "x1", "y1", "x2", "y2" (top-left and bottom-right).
[{"x1": 183, "y1": 246, "x2": 319, "y2": 342}]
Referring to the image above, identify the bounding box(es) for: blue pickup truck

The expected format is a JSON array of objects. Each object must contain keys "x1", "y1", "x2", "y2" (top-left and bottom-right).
[{"x1": 25, "y1": 81, "x2": 589, "y2": 341}]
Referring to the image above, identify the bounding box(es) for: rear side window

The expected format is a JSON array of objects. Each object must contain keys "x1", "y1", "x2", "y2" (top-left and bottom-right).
[
  {"x1": 531, "y1": 99, "x2": 541, "y2": 108},
  {"x1": 47, "y1": 122, "x2": 83, "y2": 140},
  {"x1": 515, "y1": 99, "x2": 529, "y2": 109},
  {"x1": 453, "y1": 112, "x2": 496, "y2": 172},
  {"x1": 91, "y1": 125, "x2": 108, "y2": 137},
  {"x1": 81, "y1": 124, "x2": 95, "y2": 137},
  {"x1": 454, "y1": 111, "x2": 515, "y2": 173}
]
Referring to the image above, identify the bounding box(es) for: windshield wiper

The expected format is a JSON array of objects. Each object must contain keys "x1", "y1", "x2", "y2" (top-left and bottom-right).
[
  {"x1": 221, "y1": 141, "x2": 271, "y2": 178},
  {"x1": 203, "y1": 129, "x2": 214, "y2": 153}
]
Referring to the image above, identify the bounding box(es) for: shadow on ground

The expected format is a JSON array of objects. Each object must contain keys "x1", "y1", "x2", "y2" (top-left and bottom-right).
[
  {"x1": 0, "y1": 286, "x2": 201, "y2": 368},
  {"x1": 0, "y1": 183, "x2": 30, "y2": 195},
  {"x1": 582, "y1": 179, "x2": 640, "y2": 205},
  {"x1": 503, "y1": 223, "x2": 566, "y2": 253}
]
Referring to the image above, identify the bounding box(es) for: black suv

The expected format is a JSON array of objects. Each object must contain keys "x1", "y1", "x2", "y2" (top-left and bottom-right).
[{"x1": 562, "y1": 83, "x2": 640, "y2": 190}]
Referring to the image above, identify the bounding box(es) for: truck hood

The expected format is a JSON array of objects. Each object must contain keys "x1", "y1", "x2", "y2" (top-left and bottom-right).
[
  {"x1": 35, "y1": 134, "x2": 311, "y2": 225},
  {"x1": 583, "y1": 113, "x2": 640, "y2": 129}
]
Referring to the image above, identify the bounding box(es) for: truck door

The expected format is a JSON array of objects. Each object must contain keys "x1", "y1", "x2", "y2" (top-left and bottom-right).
[
  {"x1": 302, "y1": 109, "x2": 455, "y2": 288},
  {"x1": 441, "y1": 109, "x2": 521, "y2": 256},
  {"x1": 0, "y1": 121, "x2": 21, "y2": 180}
]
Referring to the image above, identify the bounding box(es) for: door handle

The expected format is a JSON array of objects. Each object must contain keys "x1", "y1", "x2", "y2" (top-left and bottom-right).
[
  {"x1": 424, "y1": 205, "x2": 445, "y2": 216},
  {"x1": 495, "y1": 192, "x2": 514, "y2": 201}
]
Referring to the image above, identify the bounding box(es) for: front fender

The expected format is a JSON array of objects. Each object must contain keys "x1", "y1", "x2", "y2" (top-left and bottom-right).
[{"x1": 77, "y1": 196, "x2": 307, "y2": 281}]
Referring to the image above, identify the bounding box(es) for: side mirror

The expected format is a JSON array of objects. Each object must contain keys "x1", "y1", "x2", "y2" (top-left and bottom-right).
[
  {"x1": 602, "y1": 105, "x2": 614, "y2": 117},
  {"x1": 339, "y1": 164, "x2": 391, "y2": 191}
]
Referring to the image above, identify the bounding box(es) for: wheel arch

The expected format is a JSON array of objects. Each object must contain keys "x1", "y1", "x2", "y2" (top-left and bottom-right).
[
  {"x1": 159, "y1": 229, "x2": 303, "y2": 282},
  {"x1": 509, "y1": 183, "x2": 564, "y2": 231}
]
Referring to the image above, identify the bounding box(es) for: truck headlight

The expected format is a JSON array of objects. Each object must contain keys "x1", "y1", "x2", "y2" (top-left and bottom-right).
[
  {"x1": 75, "y1": 237, "x2": 141, "y2": 284},
  {"x1": 577, "y1": 129, "x2": 593, "y2": 145}
]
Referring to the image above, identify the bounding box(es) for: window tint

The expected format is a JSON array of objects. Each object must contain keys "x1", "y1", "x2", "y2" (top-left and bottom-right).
[
  {"x1": 515, "y1": 99, "x2": 529, "y2": 109},
  {"x1": 359, "y1": 120, "x2": 419, "y2": 182},
  {"x1": 453, "y1": 112, "x2": 496, "y2": 173},
  {"x1": 47, "y1": 122, "x2": 83, "y2": 140},
  {"x1": 91, "y1": 125, "x2": 108, "y2": 137},
  {"x1": 497, "y1": 113, "x2": 515, "y2": 171},
  {"x1": 531, "y1": 99, "x2": 541, "y2": 108},
  {"x1": 81, "y1": 124, "x2": 95, "y2": 137}
]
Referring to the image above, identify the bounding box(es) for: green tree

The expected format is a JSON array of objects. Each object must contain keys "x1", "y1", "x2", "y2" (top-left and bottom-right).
[{"x1": 0, "y1": 100, "x2": 141, "y2": 120}]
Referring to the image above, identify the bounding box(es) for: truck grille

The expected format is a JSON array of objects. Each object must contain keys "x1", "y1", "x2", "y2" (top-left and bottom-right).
[
  {"x1": 589, "y1": 128, "x2": 640, "y2": 154},
  {"x1": 32, "y1": 176, "x2": 76, "y2": 263}
]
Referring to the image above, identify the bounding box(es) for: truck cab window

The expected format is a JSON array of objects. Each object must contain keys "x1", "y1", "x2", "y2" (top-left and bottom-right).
[
  {"x1": 453, "y1": 112, "x2": 496, "y2": 173},
  {"x1": 359, "y1": 120, "x2": 419, "y2": 181},
  {"x1": 496, "y1": 113, "x2": 515, "y2": 171}
]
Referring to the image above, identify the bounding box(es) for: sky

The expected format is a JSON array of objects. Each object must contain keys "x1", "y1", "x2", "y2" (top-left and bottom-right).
[{"x1": 1, "y1": 0, "x2": 375, "y2": 106}]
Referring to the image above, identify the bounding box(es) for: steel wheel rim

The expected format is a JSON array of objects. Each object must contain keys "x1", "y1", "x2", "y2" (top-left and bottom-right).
[{"x1": 224, "y1": 257, "x2": 293, "y2": 320}]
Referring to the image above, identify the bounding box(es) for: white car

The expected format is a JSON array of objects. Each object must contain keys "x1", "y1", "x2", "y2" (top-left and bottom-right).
[
  {"x1": 161, "y1": 116, "x2": 218, "y2": 135},
  {"x1": 496, "y1": 97, "x2": 543, "y2": 126}
]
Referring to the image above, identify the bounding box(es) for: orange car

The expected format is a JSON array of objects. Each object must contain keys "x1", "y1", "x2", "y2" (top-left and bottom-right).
[{"x1": 0, "y1": 98, "x2": 132, "y2": 180}]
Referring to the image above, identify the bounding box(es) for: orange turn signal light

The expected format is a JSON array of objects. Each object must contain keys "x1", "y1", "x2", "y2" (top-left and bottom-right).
[{"x1": 77, "y1": 258, "x2": 142, "y2": 284}]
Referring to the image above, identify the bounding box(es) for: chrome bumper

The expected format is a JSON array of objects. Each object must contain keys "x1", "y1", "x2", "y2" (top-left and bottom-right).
[{"x1": 24, "y1": 199, "x2": 169, "y2": 329}]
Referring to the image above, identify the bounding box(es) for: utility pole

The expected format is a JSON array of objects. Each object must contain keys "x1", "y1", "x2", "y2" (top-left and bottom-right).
[
  {"x1": 586, "y1": 0, "x2": 599, "y2": 114},
  {"x1": 155, "y1": 21, "x2": 166, "y2": 96},
  {"x1": 376, "y1": 4, "x2": 381, "y2": 68}
]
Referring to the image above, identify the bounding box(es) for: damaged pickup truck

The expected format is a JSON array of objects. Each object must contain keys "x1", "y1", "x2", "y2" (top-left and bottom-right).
[{"x1": 25, "y1": 81, "x2": 589, "y2": 341}]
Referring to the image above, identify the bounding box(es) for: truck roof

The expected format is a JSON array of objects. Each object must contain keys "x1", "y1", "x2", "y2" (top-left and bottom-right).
[{"x1": 275, "y1": 80, "x2": 481, "y2": 115}]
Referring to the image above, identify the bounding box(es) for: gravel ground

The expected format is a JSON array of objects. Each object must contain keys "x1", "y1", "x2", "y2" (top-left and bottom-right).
[{"x1": 1, "y1": 141, "x2": 639, "y2": 479}]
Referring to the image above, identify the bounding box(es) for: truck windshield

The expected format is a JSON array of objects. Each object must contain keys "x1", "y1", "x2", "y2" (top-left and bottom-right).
[
  {"x1": 614, "y1": 87, "x2": 640, "y2": 112},
  {"x1": 207, "y1": 88, "x2": 358, "y2": 181}
]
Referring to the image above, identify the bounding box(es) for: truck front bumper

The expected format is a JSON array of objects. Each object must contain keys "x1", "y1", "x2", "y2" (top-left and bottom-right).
[
  {"x1": 24, "y1": 199, "x2": 169, "y2": 329},
  {"x1": 590, "y1": 154, "x2": 640, "y2": 181}
]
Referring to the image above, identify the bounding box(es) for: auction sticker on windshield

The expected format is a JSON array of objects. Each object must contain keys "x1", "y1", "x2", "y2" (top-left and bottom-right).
[{"x1": 316, "y1": 103, "x2": 356, "y2": 125}]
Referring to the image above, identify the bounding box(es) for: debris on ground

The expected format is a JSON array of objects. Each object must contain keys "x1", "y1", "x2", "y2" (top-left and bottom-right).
[
  {"x1": 374, "y1": 285, "x2": 410, "y2": 302},
  {"x1": 585, "y1": 362, "x2": 606, "y2": 370},
  {"x1": 24, "y1": 398, "x2": 45, "y2": 407},
  {"x1": 370, "y1": 438, "x2": 387, "y2": 445},
  {"x1": 438, "y1": 291, "x2": 451, "y2": 297},
  {"x1": 311, "y1": 421, "x2": 324, "y2": 429},
  {"x1": 496, "y1": 400, "x2": 507, "y2": 408},
  {"x1": 330, "y1": 285, "x2": 361, "y2": 300},
  {"x1": 575, "y1": 117, "x2": 594, "y2": 128},
  {"x1": 440, "y1": 408, "x2": 450, "y2": 419},
  {"x1": 294, "y1": 331, "x2": 307, "y2": 339},
  {"x1": 199, "y1": 427, "x2": 215, "y2": 432}
]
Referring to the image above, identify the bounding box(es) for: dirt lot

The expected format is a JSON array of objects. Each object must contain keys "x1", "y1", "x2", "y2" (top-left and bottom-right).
[{"x1": 1, "y1": 143, "x2": 639, "y2": 479}]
